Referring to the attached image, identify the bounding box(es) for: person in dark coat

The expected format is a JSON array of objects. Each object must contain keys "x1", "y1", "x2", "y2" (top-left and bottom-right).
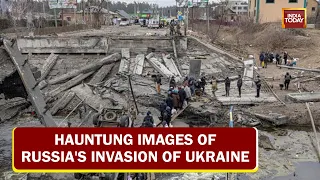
[
  {"x1": 169, "y1": 76, "x2": 176, "y2": 88},
  {"x1": 188, "y1": 77, "x2": 195, "y2": 96},
  {"x1": 237, "y1": 75, "x2": 243, "y2": 97},
  {"x1": 255, "y1": 75, "x2": 261, "y2": 98},
  {"x1": 178, "y1": 86, "x2": 187, "y2": 108},
  {"x1": 142, "y1": 111, "x2": 154, "y2": 127},
  {"x1": 159, "y1": 101, "x2": 167, "y2": 121},
  {"x1": 171, "y1": 90, "x2": 180, "y2": 109},
  {"x1": 259, "y1": 52, "x2": 265, "y2": 67},
  {"x1": 200, "y1": 76, "x2": 207, "y2": 94},
  {"x1": 162, "y1": 106, "x2": 172, "y2": 126},
  {"x1": 283, "y1": 51, "x2": 288, "y2": 65},
  {"x1": 284, "y1": 72, "x2": 292, "y2": 90},
  {"x1": 276, "y1": 53, "x2": 281, "y2": 65},
  {"x1": 225, "y1": 77, "x2": 231, "y2": 97},
  {"x1": 165, "y1": 95, "x2": 173, "y2": 110}
]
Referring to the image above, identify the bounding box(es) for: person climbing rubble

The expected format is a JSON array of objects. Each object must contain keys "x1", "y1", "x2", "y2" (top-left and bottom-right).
[
  {"x1": 255, "y1": 75, "x2": 261, "y2": 98},
  {"x1": 166, "y1": 92, "x2": 174, "y2": 110},
  {"x1": 210, "y1": 76, "x2": 218, "y2": 95},
  {"x1": 162, "y1": 106, "x2": 172, "y2": 127},
  {"x1": 142, "y1": 111, "x2": 154, "y2": 127},
  {"x1": 284, "y1": 72, "x2": 292, "y2": 90},
  {"x1": 159, "y1": 101, "x2": 167, "y2": 121},
  {"x1": 194, "y1": 79, "x2": 202, "y2": 98},
  {"x1": 237, "y1": 75, "x2": 243, "y2": 97},
  {"x1": 184, "y1": 85, "x2": 192, "y2": 103},
  {"x1": 200, "y1": 76, "x2": 207, "y2": 95},
  {"x1": 155, "y1": 74, "x2": 162, "y2": 94},
  {"x1": 178, "y1": 86, "x2": 187, "y2": 108},
  {"x1": 169, "y1": 76, "x2": 176, "y2": 88},
  {"x1": 171, "y1": 88, "x2": 180, "y2": 110},
  {"x1": 225, "y1": 77, "x2": 231, "y2": 97},
  {"x1": 183, "y1": 76, "x2": 189, "y2": 87},
  {"x1": 188, "y1": 77, "x2": 195, "y2": 96}
]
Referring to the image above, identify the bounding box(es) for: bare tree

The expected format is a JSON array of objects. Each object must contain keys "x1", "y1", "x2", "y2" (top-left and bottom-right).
[{"x1": 7, "y1": 0, "x2": 34, "y2": 33}]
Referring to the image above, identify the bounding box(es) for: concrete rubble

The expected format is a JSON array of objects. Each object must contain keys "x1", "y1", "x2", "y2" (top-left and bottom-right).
[{"x1": 1, "y1": 26, "x2": 320, "y2": 180}]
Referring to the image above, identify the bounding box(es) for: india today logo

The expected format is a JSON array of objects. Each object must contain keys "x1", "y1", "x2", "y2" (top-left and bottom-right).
[{"x1": 282, "y1": 8, "x2": 307, "y2": 28}]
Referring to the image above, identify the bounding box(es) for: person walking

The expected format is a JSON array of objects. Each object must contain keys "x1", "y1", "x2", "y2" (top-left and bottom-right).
[
  {"x1": 200, "y1": 76, "x2": 207, "y2": 95},
  {"x1": 284, "y1": 72, "x2": 292, "y2": 90},
  {"x1": 259, "y1": 52, "x2": 265, "y2": 68},
  {"x1": 283, "y1": 51, "x2": 288, "y2": 66},
  {"x1": 237, "y1": 75, "x2": 243, "y2": 97},
  {"x1": 155, "y1": 74, "x2": 162, "y2": 94},
  {"x1": 178, "y1": 86, "x2": 187, "y2": 108},
  {"x1": 255, "y1": 75, "x2": 261, "y2": 98},
  {"x1": 225, "y1": 77, "x2": 231, "y2": 97}
]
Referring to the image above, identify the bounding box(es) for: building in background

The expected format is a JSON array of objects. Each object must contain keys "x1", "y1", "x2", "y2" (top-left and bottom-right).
[
  {"x1": 306, "y1": 0, "x2": 320, "y2": 18},
  {"x1": 227, "y1": 0, "x2": 248, "y2": 15},
  {"x1": 249, "y1": 0, "x2": 307, "y2": 23}
]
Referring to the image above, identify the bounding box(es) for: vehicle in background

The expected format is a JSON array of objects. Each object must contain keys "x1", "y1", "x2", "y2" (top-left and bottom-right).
[
  {"x1": 140, "y1": 19, "x2": 148, "y2": 27},
  {"x1": 148, "y1": 15, "x2": 160, "y2": 29},
  {"x1": 148, "y1": 19, "x2": 159, "y2": 29},
  {"x1": 119, "y1": 18, "x2": 130, "y2": 26}
]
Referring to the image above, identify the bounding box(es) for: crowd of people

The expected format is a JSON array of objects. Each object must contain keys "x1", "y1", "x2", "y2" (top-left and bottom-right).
[
  {"x1": 141, "y1": 74, "x2": 208, "y2": 127},
  {"x1": 259, "y1": 51, "x2": 297, "y2": 68}
]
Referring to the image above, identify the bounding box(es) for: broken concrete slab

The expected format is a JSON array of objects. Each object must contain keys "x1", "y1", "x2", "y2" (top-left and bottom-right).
[
  {"x1": 285, "y1": 92, "x2": 320, "y2": 103},
  {"x1": 47, "y1": 72, "x2": 94, "y2": 98},
  {"x1": 48, "y1": 53, "x2": 121, "y2": 85},
  {"x1": 133, "y1": 54, "x2": 145, "y2": 75},
  {"x1": 189, "y1": 60, "x2": 201, "y2": 79},
  {"x1": 259, "y1": 132, "x2": 276, "y2": 150},
  {"x1": 119, "y1": 58, "x2": 130, "y2": 74},
  {"x1": 121, "y1": 48, "x2": 130, "y2": 59},
  {"x1": 217, "y1": 96, "x2": 278, "y2": 105},
  {"x1": 255, "y1": 113, "x2": 288, "y2": 126},
  {"x1": 146, "y1": 57, "x2": 174, "y2": 78},
  {"x1": 163, "y1": 54, "x2": 182, "y2": 77},
  {"x1": 50, "y1": 91, "x2": 76, "y2": 115},
  {"x1": 39, "y1": 53, "x2": 59, "y2": 81},
  {"x1": 71, "y1": 84, "x2": 126, "y2": 111},
  {"x1": 0, "y1": 97, "x2": 28, "y2": 122},
  {"x1": 89, "y1": 64, "x2": 114, "y2": 84}
]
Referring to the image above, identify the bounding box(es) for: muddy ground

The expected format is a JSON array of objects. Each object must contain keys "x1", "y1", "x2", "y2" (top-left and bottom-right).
[{"x1": 0, "y1": 25, "x2": 320, "y2": 180}]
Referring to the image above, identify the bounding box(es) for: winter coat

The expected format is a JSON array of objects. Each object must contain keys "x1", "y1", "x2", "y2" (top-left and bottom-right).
[
  {"x1": 178, "y1": 89, "x2": 187, "y2": 102},
  {"x1": 165, "y1": 97, "x2": 174, "y2": 109},
  {"x1": 184, "y1": 86, "x2": 192, "y2": 99},
  {"x1": 171, "y1": 94, "x2": 180, "y2": 109},
  {"x1": 237, "y1": 78, "x2": 243, "y2": 87}
]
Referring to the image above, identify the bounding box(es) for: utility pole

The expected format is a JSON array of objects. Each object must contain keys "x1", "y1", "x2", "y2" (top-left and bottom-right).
[{"x1": 207, "y1": 2, "x2": 209, "y2": 35}]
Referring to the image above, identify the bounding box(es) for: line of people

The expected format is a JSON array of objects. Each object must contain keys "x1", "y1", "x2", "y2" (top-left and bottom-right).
[
  {"x1": 259, "y1": 51, "x2": 297, "y2": 68},
  {"x1": 224, "y1": 75, "x2": 262, "y2": 98}
]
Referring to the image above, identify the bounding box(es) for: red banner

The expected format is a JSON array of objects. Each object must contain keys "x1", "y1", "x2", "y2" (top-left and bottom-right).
[{"x1": 12, "y1": 127, "x2": 258, "y2": 173}]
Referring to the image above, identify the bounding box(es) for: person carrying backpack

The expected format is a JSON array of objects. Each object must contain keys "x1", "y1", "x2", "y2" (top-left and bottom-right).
[
  {"x1": 162, "y1": 106, "x2": 172, "y2": 127},
  {"x1": 142, "y1": 111, "x2": 154, "y2": 127}
]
